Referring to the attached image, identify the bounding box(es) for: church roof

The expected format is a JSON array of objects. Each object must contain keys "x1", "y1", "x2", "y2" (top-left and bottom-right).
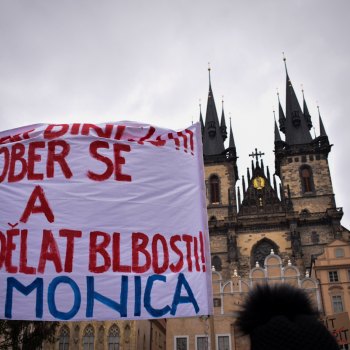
[
  {"x1": 302, "y1": 89, "x2": 313, "y2": 130},
  {"x1": 283, "y1": 58, "x2": 313, "y2": 145},
  {"x1": 202, "y1": 68, "x2": 226, "y2": 156},
  {"x1": 318, "y1": 106, "x2": 328, "y2": 138}
]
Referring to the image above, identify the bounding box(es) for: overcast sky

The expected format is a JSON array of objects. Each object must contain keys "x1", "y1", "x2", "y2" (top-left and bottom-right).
[{"x1": 1, "y1": 0, "x2": 350, "y2": 227}]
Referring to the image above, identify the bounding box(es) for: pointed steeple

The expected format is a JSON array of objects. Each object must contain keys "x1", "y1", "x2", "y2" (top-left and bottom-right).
[
  {"x1": 199, "y1": 100, "x2": 204, "y2": 137},
  {"x1": 274, "y1": 113, "x2": 282, "y2": 143},
  {"x1": 260, "y1": 159, "x2": 265, "y2": 174},
  {"x1": 283, "y1": 55, "x2": 312, "y2": 145},
  {"x1": 273, "y1": 174, "x2": 277, "y2": 192},
  {"x1": 228, "y1": 116, "x2": 236, "y2": 149},
  {"x1": 237, "y1": 186, "x2": 241, "y2": 209},
  {"x1": 220, "y1": 98, "x2": 228, "y2": 141},
  {"x1": 318, "y1": 105, "x2": 328, "y2": 137},
  {"x1": 202, "y1": 66, "x2": 225, "y2": 156},
  {"x1": 302, "y1": 88, "x2": 313, "y2": 130},
  {"x1": 242, "y1": 175, "x2": 246, "y2": 194},
  {"x1": 277, "y1": 91, "x2": 286, "y2": 134}
]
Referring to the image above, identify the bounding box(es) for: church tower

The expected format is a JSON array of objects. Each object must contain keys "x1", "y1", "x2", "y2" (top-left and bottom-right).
[
  {"x1": 274, "y1": 57, "x2": 344, "y2": 267},
  {"x1": 202, "y1": 60, "x2": 345, "y2": 278},
  {"x1": 201, "y1": 67, "x2": 239, "y2": 279},
  {"x1": 275, "y1": 58, "x2": 335, "y2": 213}
]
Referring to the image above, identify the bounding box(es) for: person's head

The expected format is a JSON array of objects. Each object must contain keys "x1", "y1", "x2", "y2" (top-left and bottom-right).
[{"x1": 236, "y1": 284, "x2": 338, "y2": 350}]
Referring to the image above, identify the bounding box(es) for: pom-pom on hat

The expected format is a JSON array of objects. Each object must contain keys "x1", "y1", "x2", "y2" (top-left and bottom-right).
[{"x1": 236, "y1": 284, "x2": 338, "y2": 350}]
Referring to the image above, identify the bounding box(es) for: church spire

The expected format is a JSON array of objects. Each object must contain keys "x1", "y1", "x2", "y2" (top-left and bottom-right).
[
  {"x1": 227, "y1": 115, "x2": 237, "y2": 161},
  {"x1": 277, "y1": 90, "x2": 286, "y2": 134},
  {"x1": 318, "y1": 105, "x2": 328, "y2": 137},
  {"x1": 229, "y1": 116, "x2": 236, "y2": 149},
  {"x1": 202, "y1": 65, "x2": 225, "y2": 156},
  {"x1": 302, "y1": 87, "x2": 313, "y2": 130},
  {"x1": 220, "y1": 97, "x2": 228, "y2": 141},
  {"x1": 199, "y1": 100, "x2": 204, "y2": 137},
  {"x1": 274, "y1": 112, "x2": 282, "y2": 143},
  {"x1": 283, "y1": 55, "x2": 312, "y2": 145}
]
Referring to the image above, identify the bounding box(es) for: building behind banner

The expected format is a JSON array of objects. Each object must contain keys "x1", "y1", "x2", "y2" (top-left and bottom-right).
[
  {"x1": 28, "y1": 61, "x2": 350, "y2": 349},
  {"x1": 166, "y1": 62, "x2": 350, "y2": 350}
]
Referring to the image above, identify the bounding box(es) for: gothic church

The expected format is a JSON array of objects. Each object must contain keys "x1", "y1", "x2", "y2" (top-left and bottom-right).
[
  {"x1": 202, "y1": 60, "x2": 345, "y2": 278},
  {"x1": 52, "y1": 61, "x2": 348, "y2": 350}
]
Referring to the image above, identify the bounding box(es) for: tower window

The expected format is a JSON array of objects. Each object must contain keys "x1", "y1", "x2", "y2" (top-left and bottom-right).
[
  {"x1": 209, "y1": 175, "x2": 220, "y2": 203},
  {"x1": 300, "y1": 165, "x2": 314, "y2": 193},
  {"x1": 212, "y1": 255, "x2": 222, "y2": 271}
]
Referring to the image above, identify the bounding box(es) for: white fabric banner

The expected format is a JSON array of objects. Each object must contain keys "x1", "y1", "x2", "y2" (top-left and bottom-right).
[{"x1": 0, "y1": 121, "x2": 212, "y2": 321}]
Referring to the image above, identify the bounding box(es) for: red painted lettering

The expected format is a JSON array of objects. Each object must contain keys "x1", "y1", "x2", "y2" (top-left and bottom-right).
[
  {"x1": 89, "y1": 231, "x2": 111, "y2": 273},
  {"x1": 60, "y1": 229, "x2": 82, "y2": 272},
  {"x1": 8, "y1": 143, "x2": 27, "y2": 182},
  {"x1": 5, "y1": 229, "x2": 19, "y2": 273},
  {"x1": 19, "y1": 229, "x2": 36, "y2": 274},
  {"x1": 182, "y1": 234, "x2": 193, "y2": 272},
  {"x1": 44, "y1": 124, "x2": 69, "y2": 139},
  {"x1": 113, "y1": 143, "x2": 131, "y2": 182},
  {"x1": 47, "y1": 140, "x2": 72, "y2": 179},
  {"x1": 38, "y1": 230, "x2": 63, "y2": 273},
  {"x1": 87, "y1": 141, "x2": 114, "y2": 181},
  {"x1": 0, "y1": 147, "x2": 9, "y2": 183},
  {"x1": 112, "y1": 232, "x2": 131, "y2": 272},
  {"x1": 81, "y1": 124, "x2": 113, "y2": 138},
  {"x1": 0, "y1": 231, "x2": 5, "y2": 269},
  {"x1": 132, "y1": 232, "x2": 151, "y2": 273},
  {"x1": 27, "y1": 141, "x2": 45, "y2": 180},
  {"x1": 152, "y1": 234, "x2": 169, "y2": 274},
  {"x1": 20, "y1": 185, "x2": 55, "y2": 223},
  {"x1": 169, "y1": 235, "x2": 184, "y2": 273}
]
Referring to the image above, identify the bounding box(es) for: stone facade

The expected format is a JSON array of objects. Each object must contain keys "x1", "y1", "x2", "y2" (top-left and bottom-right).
[
  {"x1": 311, "y1": 239, "x2": 350, "y2": 348},
  {"x1": 51, "y1": 319, "x2": 166, "y2": 350},
  {"x1": 279, "y1": 154, "x2": 335, "y2": 213},
  {"x1": 167, "y1": 252, "x2": 320, "y2": 350},
  {"x1": 168, "y1": 64, "x2": 348, "y2": 350},
  {"x1": 49, "y1": 65, "x2": 348, "y2": 350}
]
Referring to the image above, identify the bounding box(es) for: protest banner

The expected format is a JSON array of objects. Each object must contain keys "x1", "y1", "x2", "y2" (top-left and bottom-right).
[
  {"x1": 322, "y1": 312, "x2": 350, "y2": 346},
  {"x1": 0, "y1": 121, "x2": 212, "y2": 321}
]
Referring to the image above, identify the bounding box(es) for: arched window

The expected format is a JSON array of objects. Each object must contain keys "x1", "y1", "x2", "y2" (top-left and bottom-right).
[
  {"x1": 300, "y1": 165, "x2": 314, "y2": 193},
  {"x1": 209, "y1": 175, "x2": 220, "y2": 203},
  {"x1": 83, "y1": 325, "x2": 94, "y2": 350},
  {"x1": 212, "y1": 255, "x2": 222, "y2": 271},
  {"x1": 251, "y1": 238, "x2": 278, "y2": 268},
  {"x1": 59, "y1": 326, "x2": 70, "y2": 350},
  {"x1": 108, "y1": 324, "x2": 120, "y2": 350}
]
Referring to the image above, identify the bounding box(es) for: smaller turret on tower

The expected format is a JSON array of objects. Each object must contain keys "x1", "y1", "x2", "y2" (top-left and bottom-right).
[{"x1": 220, "y1": 98, "x2": 228, "y2": 141}]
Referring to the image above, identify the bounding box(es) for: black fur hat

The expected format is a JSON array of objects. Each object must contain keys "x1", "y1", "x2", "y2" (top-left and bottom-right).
[{"x1": 236, "y1": 284, "x2": 338, "y2": 350}]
